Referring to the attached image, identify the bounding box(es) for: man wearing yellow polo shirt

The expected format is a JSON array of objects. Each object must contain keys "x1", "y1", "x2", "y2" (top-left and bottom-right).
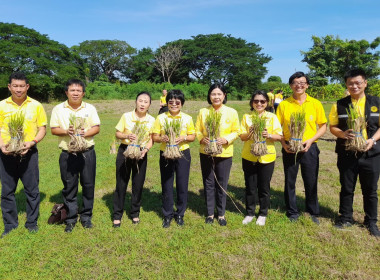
[
  {"x1": 50, "y1": 79, "x2": 100, "y2": 233},
  {"x1": 329, "y1": 69, "x2": 380, "y2": 237},
  {"x1": 276, "y1": 72, "x2": 327, "y2": 224},
  {"x1": 0, "y1": 72, "x2": 47, "y2": 238}
]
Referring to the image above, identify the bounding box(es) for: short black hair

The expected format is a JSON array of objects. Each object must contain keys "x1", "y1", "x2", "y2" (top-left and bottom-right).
[
  {"x1": 289, "y1": 71, "x2": 310, "y2": 85},
  {"x1": 9, "y1": 72, "x2": 28, "y2": 84},
  {"x1": 344, "y1": 69, "x2": 367, "y2": 82},
  {"x1": 276, "y1": 89, "x2": 283, "y2": 93},
  {"x1": 207, "y1": 83, "x2": 227, "y2": 105},
  {"x1": 166, "y1": 89, "x2": 185, "y2": 105},
  {"x1": 249, "y1": 90, "x2": 269, "y2": 111},
  {"x1": 136, "y1": 91, "x2": 152, "y2": 104},
  {"x1": 65, "y1": 79, "x2": 85, "y2": 92}
]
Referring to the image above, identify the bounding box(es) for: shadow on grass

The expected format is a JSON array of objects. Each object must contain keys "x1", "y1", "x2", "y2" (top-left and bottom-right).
[
  {"x1": 186, "y1": 188, "x2": 207, "y2": 217},
  {"x1": 14, "y1": 189, "x2": 46, "y2": 214},
  {"x1": 102, "y1": 187, "x2": 162, "y2": 221},
  {"x1": 228, "y1": 185, "x2": 337, "y2": 219}
]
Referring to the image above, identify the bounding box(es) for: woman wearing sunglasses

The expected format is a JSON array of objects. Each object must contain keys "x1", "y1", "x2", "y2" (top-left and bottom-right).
[
  {"x1": 195, "y1": 83, "x2": 240, "y2": 226},
  {"x1": 152, "y1": 90, "x2": 195, "y2": 228},
  {"x1": 240, "y1": 90, "x2": 282, "y2": 226}
]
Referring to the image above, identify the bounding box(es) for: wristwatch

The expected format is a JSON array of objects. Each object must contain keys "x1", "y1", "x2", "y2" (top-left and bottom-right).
[{"x1": 371, "y1": 137, "x2": 377, "y2": 145}]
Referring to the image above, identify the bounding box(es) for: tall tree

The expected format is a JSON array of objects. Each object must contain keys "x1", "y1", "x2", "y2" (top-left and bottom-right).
[
  {"x1": 154, "y1": 44, "x2": 183, "y2": 83},
  {"x1": 72, "y1": 40, "x2": 136, "y2": 82},
  {"x1": 301, "y1": 35, "x2": 380, "y2": 85},
  {"x1": 0, "y1": 22, "x2": 84, "y2": 101},
  {"x1": 173, "y1": 34, "x2": 271, "y2": 93}
]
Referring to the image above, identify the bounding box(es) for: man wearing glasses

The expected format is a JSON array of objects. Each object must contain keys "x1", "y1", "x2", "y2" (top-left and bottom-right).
[
  {"x1": 276, "y1": 72, "x2": 327, "y2": 224},
  {"x1": 329, "y1": 69, "x2": 380, "y2": 237}
]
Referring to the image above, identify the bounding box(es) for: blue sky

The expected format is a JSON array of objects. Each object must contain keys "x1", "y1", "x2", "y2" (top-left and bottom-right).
[{"x1": 1, "y1": 0, "x2": 379, "y2": 82}]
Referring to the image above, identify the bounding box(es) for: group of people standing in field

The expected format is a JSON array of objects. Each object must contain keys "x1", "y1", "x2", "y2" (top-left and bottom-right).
[{"x1": 0, "y1": 69, "x2": 379, "y2": 239}]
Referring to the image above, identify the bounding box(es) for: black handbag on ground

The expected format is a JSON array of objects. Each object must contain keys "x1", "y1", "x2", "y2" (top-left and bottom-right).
[{"x1": 48, "y1": 203, "x2": 68, "y2": 224}]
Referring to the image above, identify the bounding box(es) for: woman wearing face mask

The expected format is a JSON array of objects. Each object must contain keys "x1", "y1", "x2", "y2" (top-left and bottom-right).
[
  {"x1": 152, "y1": 89, "x2": 195, "y2": 228},
  {"x1": 112, "y1": 92, "x2": 155, "y2": 227},
  {"x1": 240, "y1": 90, "x2": 282, "y2": 226},
  {"x1": 195, "y1": 83, "x2": 240, "y2": 226}
]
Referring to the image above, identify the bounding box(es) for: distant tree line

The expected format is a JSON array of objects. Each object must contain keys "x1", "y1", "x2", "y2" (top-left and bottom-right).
[{"x1": 0, "y1": 22, "x2": 379, "y2": 101}]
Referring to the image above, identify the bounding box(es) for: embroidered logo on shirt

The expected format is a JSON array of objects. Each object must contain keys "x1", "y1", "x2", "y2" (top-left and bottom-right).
[{"x1": 371, "y1": 106, "x2": 378, "y2": 112}]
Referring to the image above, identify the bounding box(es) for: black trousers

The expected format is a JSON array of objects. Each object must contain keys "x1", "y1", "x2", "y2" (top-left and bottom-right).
[
  {"x1": 0, "y1": 148, "x2": 40, "y2": 231},
  {"x1": 242, "y1": 158, "x2": 274, "y2": 217},
  {"x1": 160, "y1": 149, "x2": 191, "y2": 218},
  {"x1": 337, "y1": 152, "x2": 380, "y2": 225},
  {"x1": 59, "y1": 148, "x2": 96, "y2": 224},
  {"x1": 282, "y1": 143, "x2": 320, "y2": 218},
  {"x1": 113, "y1": 144, "x2": 147, "y2": 220},
  {"x1": 200, "y1": 153, "x2": 232, "y2": 217}
]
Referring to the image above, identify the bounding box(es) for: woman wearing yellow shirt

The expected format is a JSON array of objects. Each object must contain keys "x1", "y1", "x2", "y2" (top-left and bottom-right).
[
  {"x1": 240, "y1": 91, "x2": 282, "y2": 226},
  {"x1": 195, "y1": 84, "x2": 240, "y2": 226},
  {"x1": 112, "y1": 92, "x2": 155, "y2": 227},
  {"x1": 153, "y1": 90, "x2": 195, "y2": 228}
]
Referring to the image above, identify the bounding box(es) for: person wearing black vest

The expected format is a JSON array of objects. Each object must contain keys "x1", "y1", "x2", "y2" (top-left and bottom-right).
[{"x1": 329, "y1": 69, "x2": 380, "y2": 237}]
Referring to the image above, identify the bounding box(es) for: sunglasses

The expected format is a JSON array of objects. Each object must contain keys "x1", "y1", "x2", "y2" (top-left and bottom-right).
[
  {"x1": 168, "y1": 100, "x2": 181, "y2": 106},
  {"x1": 253, "y1": 100, "x2": 267, "y2": 104}
]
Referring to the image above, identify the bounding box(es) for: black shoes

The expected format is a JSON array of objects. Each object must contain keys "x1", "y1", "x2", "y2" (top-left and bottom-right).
[
  {"x1": 27, "y1": 225, "x2": 39, "y2": 233},
  {"x1": 288, "y1": 216, "x2": 299, "y2": 222},
  {"x1": 334, "y1": 221, "x2": 353, "y2": 229},
  {"x1": 1, "y1": 228, "x2": 15, "y2": 238},
  {"x1": 113, "y1": 222, "x2": 121, "y2": 228},
  {"x1": 81, "y1": 220, "x2": 93, "y2": 229},
  {"x1": 175, "y1": 215, "x2": 184, "y2": 226},
  {"x1": 205, "y1": 216, "x2": 214, "y2": 224},
  {"x1": 65, "y1": 223, "x2": 76, "y2": 233},
  {"x1": 132, "y1": 218, "x2": 140, "y2": 225},
  {"x1": 218, "y1": 217, "x2": 227, "y2": 226},
  {"x1": 162, "y1": 217, "x2": 172, "y2": 228},
  {"x1": 367, "y1": 224, "x2": 380, "y2": 238},
  {"x1": 311, "y1": 216, "x2": 320, "y2": 225}
]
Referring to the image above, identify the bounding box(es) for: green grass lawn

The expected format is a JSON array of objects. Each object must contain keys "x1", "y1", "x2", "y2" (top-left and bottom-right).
[{"x1": 0, "y1": 100, "x2": 379, "y2": 280}]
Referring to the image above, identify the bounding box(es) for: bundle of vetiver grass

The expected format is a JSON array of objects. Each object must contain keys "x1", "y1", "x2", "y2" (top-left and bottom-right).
[
  {"x1": 6, "y1": 111, "x2": 25, "y2": 155},
  {"x1": 162, "y1": 118, "x2": 182, "y2": 159},
  {"x1": 288, "y1": 110, "x2": 306, "y2": 153},
  {"x1": 123, "y1": 121, "x2": 148, "y2": 159},
  {"x1": 250, "y1": 111, "x2": 267, "y2": 156},
  {"x1": 345, "y1": 105, "x2": 367, "y2": 152},
  {"x1": 204, "y1": 110, "x2": 222, "y2": 155},
  {"x1": 68, "y1": 114, "x2": 87, "y2": 154},
  {"x1": 109, "y1": 138, "x2": 119, "y2": 154}
]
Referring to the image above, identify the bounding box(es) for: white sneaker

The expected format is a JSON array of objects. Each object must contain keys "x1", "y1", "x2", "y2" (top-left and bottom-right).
[
  {"x1": 256, "y1": 216, "x2": 266, "y2": 226},
  {"x1": 242, "y1": 216, "x2": 254, "y2": 225}
]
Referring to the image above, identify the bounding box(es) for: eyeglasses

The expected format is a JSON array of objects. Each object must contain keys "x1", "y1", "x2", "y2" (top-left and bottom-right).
[
  {"x1": 291, "y1": 82, "x2": 307, "y2": 86},
  {"x1": 253, "y1": 100, "x2": 267, "y2": 104},
  {"x1": 168, "y1": 100, "x2": 181, "y2": 106},
  {"x1": 347, "y1": 81, "x2": 365, "y2": 88}
]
